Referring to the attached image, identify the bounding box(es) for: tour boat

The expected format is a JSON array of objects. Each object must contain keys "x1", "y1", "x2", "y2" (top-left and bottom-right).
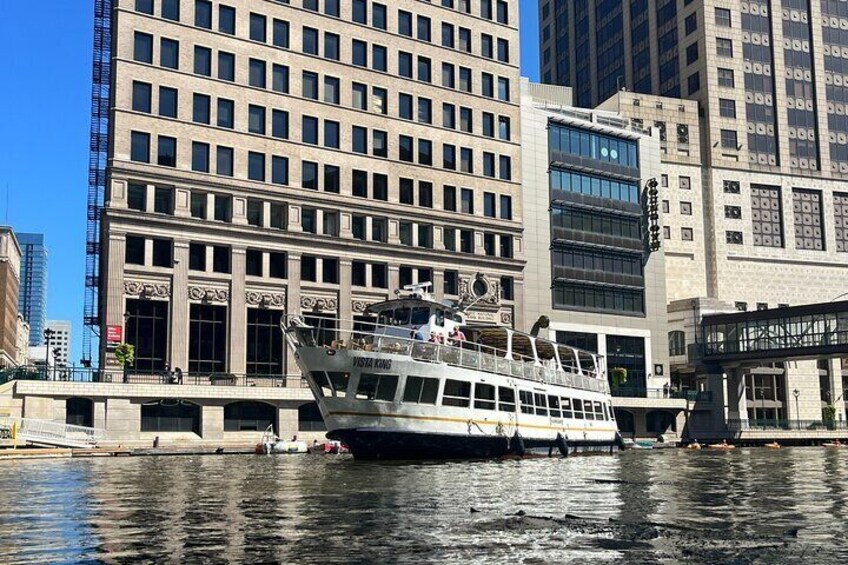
[{"x1": 284, "y1": 284, "x2": 622, "y2": 460}]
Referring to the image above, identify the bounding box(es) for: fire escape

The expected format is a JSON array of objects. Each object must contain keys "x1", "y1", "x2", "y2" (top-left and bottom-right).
[{"x1": 83, "y1": 0, "x2": 112, "y2": 365}]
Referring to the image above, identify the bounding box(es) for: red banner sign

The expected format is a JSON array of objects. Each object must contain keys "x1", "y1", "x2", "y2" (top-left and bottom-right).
[{"x1": 106, "y1": 325, "x2": 123, "y2": 345}]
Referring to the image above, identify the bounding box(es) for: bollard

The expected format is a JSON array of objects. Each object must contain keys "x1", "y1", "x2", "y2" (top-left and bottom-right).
[{"x1": 153, "y1": 436, "x2": 160, "y2": 448}]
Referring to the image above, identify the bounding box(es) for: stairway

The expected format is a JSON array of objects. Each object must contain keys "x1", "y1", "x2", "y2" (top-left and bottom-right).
[{"x1": 0, "y1": 416, "x2": 105, "y2": 448}]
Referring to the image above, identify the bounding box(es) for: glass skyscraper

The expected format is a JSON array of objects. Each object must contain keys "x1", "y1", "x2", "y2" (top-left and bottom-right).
[{"x1": 17, "y1": 233, "x2": 47, "y2": 346}]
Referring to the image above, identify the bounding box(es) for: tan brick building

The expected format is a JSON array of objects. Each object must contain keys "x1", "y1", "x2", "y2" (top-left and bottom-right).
[
  {"x1": 94, "y1": 0, "x2": 524, "y2": 378},
  {"x1": 0, "y1": 227, "x2": 22, "y2": 369}
]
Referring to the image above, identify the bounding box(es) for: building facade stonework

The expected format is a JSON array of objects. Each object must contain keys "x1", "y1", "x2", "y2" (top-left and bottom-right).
[
  {"x1": 0, "y1": 228, "x2": 22, "y2": 368},
  {"x1": 98, "y1": 0, "x2": 524, "y2": 376}
]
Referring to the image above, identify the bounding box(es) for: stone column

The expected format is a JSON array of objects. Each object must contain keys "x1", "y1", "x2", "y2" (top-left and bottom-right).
[
  {"x1": 102, "y1": 233, "x2": 127, "y2": 374},
  {"x1": 202, "y1": 405, "x2": 224, "y2": 441},
  {"x1": 229, "y1": 247, "x2": 247, "y2": 374},
  {"x1": 93, "y1": 399, "x2": 107, "y2": 430},
  {"x1": 278, "y1": 405, "x2": 299, "y2": 439},
  {"x1": 339, "y1": 260, "x2": 353, "y2": 334},
  {"x1": 285, "y1": 254, "x2": 302, "y2": 380},
  {"x1": 388, "y1": 265, "x2": 400, "y2": 293},
  {"x1": 174, "y1": 187, "x2": 191, "y2": 218},
  {"x1": 105, "y1": 398, "x2": 140, "y2": 444},
  {"x1": 170, "y1": 240, "x2": 190, "y2": 371}
]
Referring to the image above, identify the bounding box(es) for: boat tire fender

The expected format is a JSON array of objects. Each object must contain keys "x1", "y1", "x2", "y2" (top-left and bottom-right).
[
  {"x1": 510, "y1": 432, "x2": 526, "y2": 457},
  {"x1": 556, "y1": 433, "x2": 569, "y2": 457}
]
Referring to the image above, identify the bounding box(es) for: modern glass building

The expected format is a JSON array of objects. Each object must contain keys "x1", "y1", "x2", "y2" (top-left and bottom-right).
[{"x1": 17, "y1": 233, "x2": 47, "y2": 347}]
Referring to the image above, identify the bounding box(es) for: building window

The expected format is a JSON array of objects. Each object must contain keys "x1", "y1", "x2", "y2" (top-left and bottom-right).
[
  {"x1": 189, "y1": 243, "x2": 206, "y2": 271},
  {"x1": 127, "y1": 183, "x2": 146, "y2": 211},
  {"x1": 130, "y1": 131, "x2": 150, "y2": 163},
  {"x1": 125, "y1": 299, "x2": 169, "y2": 372},
  {"x1": 715, "y1": 7, "x2": 731, "y2": 27},
  {"x1": 189, "y1": 304, "x2": 227, "y2": 373},
  {"x1": 193, "y1": 93, "x2": 210, "y2": 123},
  {"x1": 157, "y1": 136, "x2": 176, "y2": 167},
  {"x1": 681, "y1": 228, "x2": 693, "y2": 241},
  {"x1": 224, "y1": 401, "x2": 276, "y2": 432},
  {"x1": 248, "y1": 152, "x2": 265, "y2": 181},
  {"x1": 159, "y1": 87, "x2": 178, "y2": 116},
  {"x1": 716, "y1": 38, "x2": 733, "y2": 58},
  {"x1": 219, "y1": 5, "x2": 235, "y2": 34},
  {"x1": 461, "y1": 188, "x2": 474, "y2": 214},
  {"x1": 719, "y1": 99, "x2": 736, "y2": 118},
  {"x1": 246, "y1": 309, "x2": 285, "y2": 376},
  {"x1": 680, "y1": 201, "x2": 692, "y2": 215},
  {"x1": 720, "y1": 130, "x2": 738, "y2": 149},
  {"x1": 668, "y1": 331, "x2": 686, "y2": 356},
  {"x1": 726, "y1": 231, "x2": 743, "y2": 245},
  {"x1": 216, "y1": 146, "x2": 234, "y2": 177},
  {"x1": 751, "y1": 185, "x2": 783, "y2": 248},
  {"x1": 835, "y1": 193, "x2": 848, "y2": 253},
  {"x1": 141, "y1": 402, "x2": 200, "y2": 434},
  {"x1": 249, "y1": 59, "x2": 266, "y2": 88},
  {"x1": 132, "y1": 81, "x2": 151, "y2": 113},
  {"x1": 718, "y1": 68, "x2": 734, "y2": 87},
  {"x1": 193, "y1": 46, "x2": 211, "y2": 76},
  {"x1": 273, "y1": 19, "x2": 290, "y2": 48},
  {"x1": 192, "y1": 142, "x2": 209, "y2": 173},
  {"x1": 190, "y1": 194, "x2": 206, "y2": 220},
  {"x1": 793, "y1": 189, "x2": 825, "y2": 251},
  {"x1": 125, "y1": 235, "x2": 146, "y2": 265},
  {"x1": 133, "y1": 32, "x2": 153, "y2": 63}
]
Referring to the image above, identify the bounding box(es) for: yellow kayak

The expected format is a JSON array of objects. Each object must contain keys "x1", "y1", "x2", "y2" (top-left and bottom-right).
[
  {"x1": 764, "y1": 442, "x2": 781, "y2": 449},
  {"x1": 707, "y1": 443, "x2": 736, "y2": 450},
  {"x1": 687, "y1": 443, "x2": 701, "y2": 450}
]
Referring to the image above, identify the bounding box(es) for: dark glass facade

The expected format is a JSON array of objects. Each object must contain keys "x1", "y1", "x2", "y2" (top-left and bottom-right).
[
  {"x1": 17, "y1": 233, "x2": 47, "y2": 346},
  {"x1": 742, "y1": 0, "x2": 779, "y2": 166},
  {"x1": 822, "y1": 0, "x2": 848, "y2": 171},
  {"x1": 547, "y1": 121, "x2": 645, "y2": 315}
]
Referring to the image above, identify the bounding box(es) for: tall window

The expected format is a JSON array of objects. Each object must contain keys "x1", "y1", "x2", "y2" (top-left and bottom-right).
[
  {"x1": 189, "y1": 304, "x2": 228, "y2": 372},
  {"x1": 125, "y1": 299, "x2": 168, "y2": 372},
  {"x1": 246, "y1": 309, "x2": 285, "y2": 376}
]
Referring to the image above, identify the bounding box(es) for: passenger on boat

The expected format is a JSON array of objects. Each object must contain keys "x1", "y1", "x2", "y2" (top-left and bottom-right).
[
  {"x1": 429, "y1": 331, "x2": 444, "y2": 344},
  {"x1": 448, "y1": 327, "x2": 466, "y2": 346},
  {"x1": 413, "y1": 327, "x2": 426, "y2": 341}
]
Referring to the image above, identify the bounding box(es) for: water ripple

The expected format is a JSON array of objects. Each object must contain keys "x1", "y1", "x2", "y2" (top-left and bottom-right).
[{"x1": 1, "y1": 448, "x2": 847, "y2": 563}]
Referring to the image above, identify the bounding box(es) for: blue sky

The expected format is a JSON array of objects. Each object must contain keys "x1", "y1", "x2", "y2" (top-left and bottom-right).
[{"x1": 0, "y1": 1, "x2": 540, "y2": 364}]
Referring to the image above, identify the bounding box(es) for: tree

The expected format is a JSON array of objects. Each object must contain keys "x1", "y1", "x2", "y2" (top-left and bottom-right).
[{"x1": 611, "y1": 367, "x2": 628, "y2": 389}]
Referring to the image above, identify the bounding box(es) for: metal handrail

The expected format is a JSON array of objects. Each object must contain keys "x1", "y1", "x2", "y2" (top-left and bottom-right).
[
  {"x1": 0, "y1": 415, "x2": 106, "y2": 447},
  {"x1": 727, "y1": 419, "x2": 848, "y2": 431},
  {"x1": 287, "y1": 317, "x2": 610, "y2": 394}
]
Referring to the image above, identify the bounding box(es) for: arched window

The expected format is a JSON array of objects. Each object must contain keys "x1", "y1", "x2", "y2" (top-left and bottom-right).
[
  {"x1": 141, "y1": 400, "x2": 200, "y2": 433},
  {"x1": 647, "y1": 410, "x2": 677, "y2": 433},
  {"x1": 614, "y1": 409, "x2": 635, "y2": 434},
  {"x1": 668, "y1": 331, "x2": 686, "y2": 356},
  {"x1": 224, "y1": 401, "x2": 276, "y2": 432}
]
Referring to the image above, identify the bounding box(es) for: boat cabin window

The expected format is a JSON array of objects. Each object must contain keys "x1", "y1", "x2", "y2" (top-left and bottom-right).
[
  {"x1": 518, "y1": 390, "x2": 534, "y2": 414},
  {"x1": 534, "y1": 393, "x2": 548, "y2": 416},
  {"x1": 411, "y1": 307, "x2": 430, "y2": 326},
  {"x1": 312, "y1": 371, "x2": 333, "y2": 397},
  {"x1": 328, "y1": 372, "x2": 350, "y2": 394},
  {"x1": 356, "y1": 373, "x2": 399, "y2": 402},
  {"x1": 435, "y1": 309, "x2": 445, "y2": 326},
  {"x1": 393, "y1": 307, "x2": 411, "y2": 325},
  {"x1": 442, "y1": 379, "x2": 472, "y2": 407},
  {"x1": 498, "y1": 387, "x2": 516, "y2": 412},
  {"x1": 402, "y1": 376, "x2": 439, "y2": 404},
  {"x1": 572, "y1": 398, "x2": 584, "y2": 419},
  {"x1": 607, "y1": 403, "x2": 615, "y2": 420},
  {"x1": 602, "y1": 403, "x2": 608, "y2": 421},
  {"x1": 548, "y1": 395, "x2": 562, "y2": 418},
  {"x1": 474, "y1": 383, "x2": 496, "y2": 410},
  {"x1": 561, "y1": 397, "x2": 573, "y2": 418},
  {"x1": 594, "y1": 401, "x2": 605, "y2": 420}
]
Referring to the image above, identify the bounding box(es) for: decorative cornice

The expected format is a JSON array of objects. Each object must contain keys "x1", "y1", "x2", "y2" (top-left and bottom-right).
[
  {"x1": 188, "y1": 285, "x2": 229, "y2": 303},
  {"x1": 124, "y1": 280, "x2": 171, "y2": 298},
  {"x1": 352, "y1": 300, "x2": 372, "y2": 314},
  {"x1": 301, "y1": 295, "x2": 338, "y2": 312},
  {"x1": 246, "y1": 290, "x2": 286, "y2": 308}
]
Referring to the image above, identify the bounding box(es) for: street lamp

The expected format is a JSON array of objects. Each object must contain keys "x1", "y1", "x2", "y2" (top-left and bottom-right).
[
  {"x1": 757, "y1": 388, "x2": 766, "y2": 430},
  {"x1": 43, "y1": 328, "x2": 55, "y2": 380},
  {"x1": 793, "y1": 389, "x2": 800, "y2": 430}
]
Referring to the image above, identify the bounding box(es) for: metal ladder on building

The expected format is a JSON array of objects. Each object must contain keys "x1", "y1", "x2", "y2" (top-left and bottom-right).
[{"x1": 0, "y1": 416, "x2": 106, "y2": 449}]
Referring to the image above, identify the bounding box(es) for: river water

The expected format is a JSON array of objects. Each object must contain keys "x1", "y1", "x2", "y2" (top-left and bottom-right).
[{"x1": 1, "y1": 448, "x2": 847, "y2": 564}]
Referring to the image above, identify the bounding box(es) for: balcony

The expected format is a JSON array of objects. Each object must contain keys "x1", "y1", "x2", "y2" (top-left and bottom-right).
[{"x1": 611, "y1": 387, "x2": 712, "y2": 402}]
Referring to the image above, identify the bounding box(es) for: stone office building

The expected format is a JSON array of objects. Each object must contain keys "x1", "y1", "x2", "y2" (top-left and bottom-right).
[
  {"x1": 93, "y1": 0, "x2": 525, "y2": 380},
  {"x1": 521, "y1": 81, "x2": 685, "y2": 437}
]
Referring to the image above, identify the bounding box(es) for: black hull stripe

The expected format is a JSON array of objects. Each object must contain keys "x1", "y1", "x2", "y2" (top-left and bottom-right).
[{"x1": 328, "y1": 428, "x2": 619, "y2": 461}]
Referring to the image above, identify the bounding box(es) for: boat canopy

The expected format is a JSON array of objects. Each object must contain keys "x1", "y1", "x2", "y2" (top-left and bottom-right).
[{"x1": 459, "y1": 325, "x2": 601, "y2": 377}]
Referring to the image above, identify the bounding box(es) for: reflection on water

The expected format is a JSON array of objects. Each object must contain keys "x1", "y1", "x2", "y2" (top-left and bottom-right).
[{"x1": 1, "y1": 449, "x2": 848, "y2": 563}]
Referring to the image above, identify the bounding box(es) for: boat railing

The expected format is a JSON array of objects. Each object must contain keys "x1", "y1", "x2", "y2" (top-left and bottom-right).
[{"x1": 286, "y1": 318, "x2": 609, "y2": 394}]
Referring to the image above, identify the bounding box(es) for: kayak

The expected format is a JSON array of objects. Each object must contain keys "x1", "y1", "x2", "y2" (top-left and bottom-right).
[
  {"x1": 707, "y1": 444, "x2": 736, "y2": 450},
  {"x1": 764, "y1": 442, "x2": 781, "y2": 449},
  {"x1": 823, "y1": 443, "x2": 844, "y2": 448},
  {"x1": 686, "y1": 443, "x2": 702, "y2": 450}
]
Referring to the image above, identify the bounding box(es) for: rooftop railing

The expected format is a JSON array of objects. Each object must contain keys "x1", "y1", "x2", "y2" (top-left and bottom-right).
[
  {"x1": 287, "y1": 318, "x2": 610, "y2": 395},
  {"x1": 0, "y1": 366, "x2": 308, "y2": 389},
  {"x1": 611, "y1": 387, "x2": 713, "y2": 402}
]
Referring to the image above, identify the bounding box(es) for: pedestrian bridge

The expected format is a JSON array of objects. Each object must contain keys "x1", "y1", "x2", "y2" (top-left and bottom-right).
[
  {"x1": 701, "y1": 300, "x2": 848, "y2": 363},
  {"x1": 0, "y1": 415, "x2": 106, "y2": 448}
]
